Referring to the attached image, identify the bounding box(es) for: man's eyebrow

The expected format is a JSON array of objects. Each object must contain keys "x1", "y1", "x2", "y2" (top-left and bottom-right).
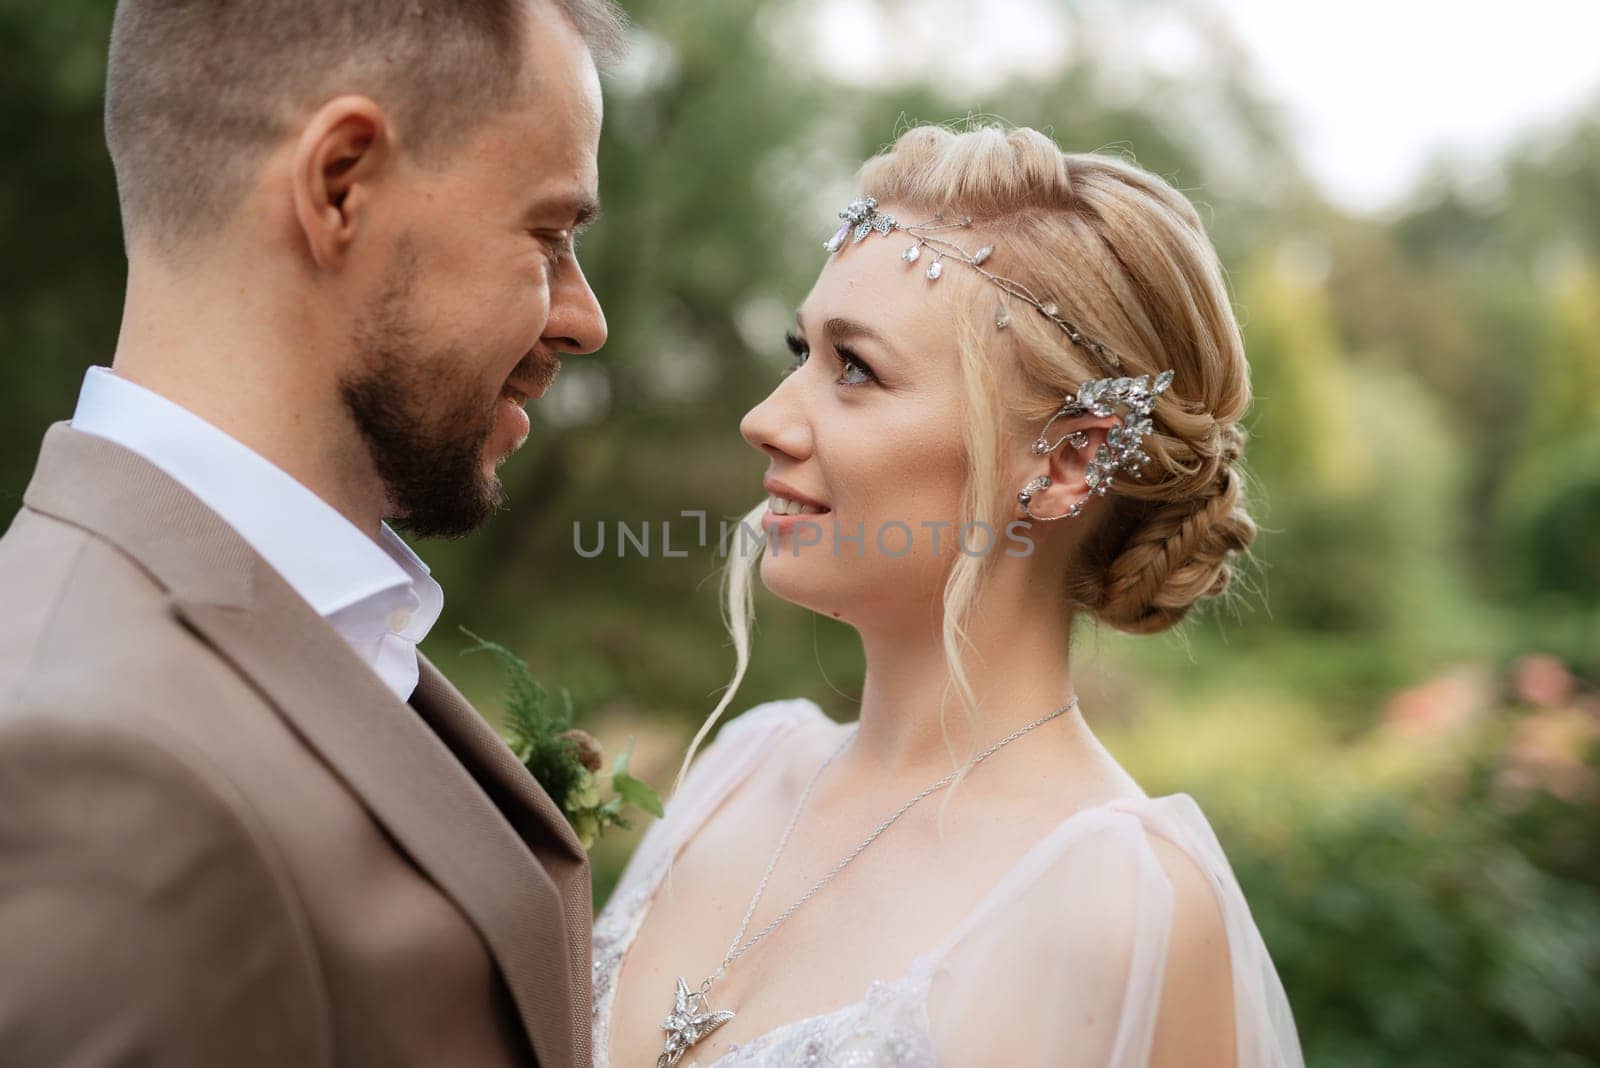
[
  {"x1": 572, "y1": 196, "x2": 601, "y2": 233},
  {"x1": 527, "y1": 192, "x2": 602, "y2": 232}
]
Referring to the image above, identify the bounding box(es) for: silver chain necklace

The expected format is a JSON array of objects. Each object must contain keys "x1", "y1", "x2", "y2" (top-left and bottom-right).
[{"x1": 655, "y1": 695, "x2": 1080, "y2": 1068}]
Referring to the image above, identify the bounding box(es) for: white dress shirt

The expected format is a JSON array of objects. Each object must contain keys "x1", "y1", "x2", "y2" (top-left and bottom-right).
[{"x1": 70, "y1": 366, "x2": 444, "y2": 702}]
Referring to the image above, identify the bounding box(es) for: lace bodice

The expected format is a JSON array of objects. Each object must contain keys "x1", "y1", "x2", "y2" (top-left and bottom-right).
[{"x1": 593, "y1": 699, "x2": 1304, "y2": 1066}]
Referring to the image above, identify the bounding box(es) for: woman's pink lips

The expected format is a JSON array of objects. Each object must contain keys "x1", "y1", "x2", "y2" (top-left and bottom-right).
[
  {"x1": 761, "y1": 507, "x2": 831, "y2": 537},
  {"x1": 763, "y1": 477, "x2": 829, "y2": 511}
]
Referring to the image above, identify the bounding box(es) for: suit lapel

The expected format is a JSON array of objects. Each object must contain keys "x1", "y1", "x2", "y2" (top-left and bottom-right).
[
  {"x1": 411, "y1": 654, "x2": 587, "y2": 866},
  {"x1": 411, "y1": 655, "x2": 593, "y2": 1064},
  {"x1": 21, "y1": 424, "x2": 583, "y2": 1068}
]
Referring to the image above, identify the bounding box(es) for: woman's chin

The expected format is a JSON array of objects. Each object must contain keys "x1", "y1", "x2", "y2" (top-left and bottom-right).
[
  {"x1": 758, "y1": 535, "x2": 953, "y2": 628},
  {"x1": 757, "y1": 549, "x2": 823, "y2": 602},
  {"x1": 758, "y1": 551, "x2": 857, "y2": 619}
]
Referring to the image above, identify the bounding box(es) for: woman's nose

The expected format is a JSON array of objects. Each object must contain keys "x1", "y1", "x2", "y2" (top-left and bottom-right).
[{"x1": 739, "y1": 377, "x2": 812, "y2": 461}]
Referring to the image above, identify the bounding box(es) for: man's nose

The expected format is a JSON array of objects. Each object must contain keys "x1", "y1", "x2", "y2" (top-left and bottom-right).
[{"x1": 544, "y1": 258, "x2": 607, "y2": 355}]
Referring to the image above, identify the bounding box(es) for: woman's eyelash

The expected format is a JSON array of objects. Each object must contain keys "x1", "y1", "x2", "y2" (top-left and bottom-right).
[
  {"x1": 833, "y1": 343, "x2": 876, "y2": 385},
  {"x1": 782, "y1": 332, "x2": 877, "y2": 387},
  {"x1": 783, "y1": 331, "x2": 807, "y2": 376}
]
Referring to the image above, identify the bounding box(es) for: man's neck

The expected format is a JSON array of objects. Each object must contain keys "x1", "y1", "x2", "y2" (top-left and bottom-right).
[{"x1": 112, "y1": 256, "x2": 389, "y2": 539}]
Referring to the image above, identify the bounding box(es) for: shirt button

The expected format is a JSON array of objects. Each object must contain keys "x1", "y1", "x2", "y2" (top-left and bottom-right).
[{"x1": 386, "y1": 608, "x2": 414, "y2": 633}]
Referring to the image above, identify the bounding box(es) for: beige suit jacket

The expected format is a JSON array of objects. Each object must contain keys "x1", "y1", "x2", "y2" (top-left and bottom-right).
[{"x1": 0, "y1": 424, "x2": 592, "y2": 1067}]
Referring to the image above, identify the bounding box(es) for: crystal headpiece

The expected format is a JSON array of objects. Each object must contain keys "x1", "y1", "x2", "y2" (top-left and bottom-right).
[
  {"x1": 825, "y1": 196, "x2": 1177, "y2": 515},
  {"x1": 824, "y1": 196, "x2": 1128, "y2": 371}
]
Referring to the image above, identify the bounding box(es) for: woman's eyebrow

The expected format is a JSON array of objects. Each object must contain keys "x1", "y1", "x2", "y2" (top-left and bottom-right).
[
  {"x1": 795, "y1": 311, "x2": 899, "y2": 358},
  {"x1": 823, "y1": 316, "x2": 888, "y2": 346}
]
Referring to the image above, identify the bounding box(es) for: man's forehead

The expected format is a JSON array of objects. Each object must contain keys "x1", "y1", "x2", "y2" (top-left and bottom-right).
[
  {"x1": 518, "y1": 1, "x2": 605, "y2": 110},
  {"x1": 496, "y1": 82, "x2": 601, "y2": 221}
]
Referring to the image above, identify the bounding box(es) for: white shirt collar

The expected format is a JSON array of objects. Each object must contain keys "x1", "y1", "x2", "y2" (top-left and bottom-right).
[{"x1": 70, "y1": 366, "x2": 443, "y2": 701}]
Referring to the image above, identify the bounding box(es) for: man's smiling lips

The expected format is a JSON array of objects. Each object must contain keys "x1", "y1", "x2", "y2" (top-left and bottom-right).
[
  {"x1": 502, "y1": 353, "x2": 561, "y2": 407},
  {"x1": 491, "y1": 351, "x2": 560, "y2": 456}
]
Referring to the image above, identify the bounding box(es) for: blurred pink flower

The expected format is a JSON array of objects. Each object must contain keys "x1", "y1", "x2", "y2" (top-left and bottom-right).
[
  {"x1": 1492, "y1": 705, "x2": 1600, "y2": 810},
  {"x1": 1511, "y1": 653, "x2": 1577, "y2": 708},
  {"x1": 1382, "y1": 662, "x2": 1494, "y2": 737}
]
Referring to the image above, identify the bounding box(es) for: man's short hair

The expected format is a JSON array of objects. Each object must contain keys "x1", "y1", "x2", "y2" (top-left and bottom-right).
[{"x1": 105, "y1": 0, "x2": 626, "y2": 257}]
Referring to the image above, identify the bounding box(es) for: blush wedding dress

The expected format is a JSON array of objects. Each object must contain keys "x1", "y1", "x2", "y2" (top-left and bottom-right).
[{"x1": 592, "y1": 699, "x2": 1305, "y2": 1067}]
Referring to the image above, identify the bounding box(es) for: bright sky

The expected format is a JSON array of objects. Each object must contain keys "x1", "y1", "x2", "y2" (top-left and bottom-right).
[
  {"x1": 1214, "y1": 0, "x2": 1600, "y2": 211},
  {"x1": 805, "y1": 0, "x2": 1600, "y2": 214}
]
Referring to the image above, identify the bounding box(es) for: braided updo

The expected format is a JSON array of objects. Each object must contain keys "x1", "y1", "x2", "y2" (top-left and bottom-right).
[{"x1": 858, "y1": 124, "x2": 1257, "y2": 635}]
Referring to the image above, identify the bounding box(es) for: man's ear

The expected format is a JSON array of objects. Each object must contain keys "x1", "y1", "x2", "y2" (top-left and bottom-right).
[{"x1": 291, "y1": 95, "x2": 391, "y2": 270}]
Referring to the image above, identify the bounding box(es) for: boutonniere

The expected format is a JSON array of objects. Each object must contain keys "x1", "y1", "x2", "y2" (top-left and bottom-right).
[{"x1": 462, "y1": 628, "x2": 663, "y2": 850}]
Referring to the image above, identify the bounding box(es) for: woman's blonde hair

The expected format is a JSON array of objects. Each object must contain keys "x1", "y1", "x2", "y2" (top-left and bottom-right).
[{"x1": 674, "y1": 123, "x2": 1257, "y2": 795}]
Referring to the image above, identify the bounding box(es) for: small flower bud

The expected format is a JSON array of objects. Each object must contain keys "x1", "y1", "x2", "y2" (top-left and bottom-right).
[{"x1": 561, "y1": 728, "x2": 604, "y2": 772}]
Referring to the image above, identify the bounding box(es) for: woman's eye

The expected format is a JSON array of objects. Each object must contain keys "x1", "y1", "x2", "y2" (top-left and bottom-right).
[
  {"x1": 783, "y1": 331, "x2": 809, "y2": 377},
  {"x1": 782, "y1": 332, "x2": 877, "y2": 387},
  {"x1": 834, "y1": 345, "x2": 876, "y2": 387}
]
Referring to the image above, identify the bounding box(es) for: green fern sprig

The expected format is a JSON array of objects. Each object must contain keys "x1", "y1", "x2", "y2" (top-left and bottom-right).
[{"x1": 461, "y1": 627, "x2": 662, "y2": 850}]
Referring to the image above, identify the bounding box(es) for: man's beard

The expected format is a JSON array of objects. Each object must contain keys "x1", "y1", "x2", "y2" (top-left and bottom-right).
[{"x1": 341, "y1": 247, "x2": 508, "y2": 540}]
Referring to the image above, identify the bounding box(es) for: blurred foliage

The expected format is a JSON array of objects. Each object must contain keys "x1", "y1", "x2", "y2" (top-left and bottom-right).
[
  {"x1": 1111, "y1": 674, "x2": 1600, "y2": 1067},
  {"x1": 2, "y1": 0, "x2": 1597, "y2": 1063}
]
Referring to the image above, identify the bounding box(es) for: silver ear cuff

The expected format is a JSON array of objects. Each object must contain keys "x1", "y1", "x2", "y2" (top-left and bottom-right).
[
  {"x1": 1017, "y1": 475, "x2": 1086, "y2": 522},
  {"x1": 1016, "y1": 371, "x2": 1176, "y2": 522}
]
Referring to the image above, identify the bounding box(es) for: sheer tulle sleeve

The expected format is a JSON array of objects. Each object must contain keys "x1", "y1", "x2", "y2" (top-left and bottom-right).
[
  {"x1": 602, "y1": 700, "x2": 821, "y2": 913},
  {"x1": 924, "y1": 796, "x2": 1304, "y2": 1067}
]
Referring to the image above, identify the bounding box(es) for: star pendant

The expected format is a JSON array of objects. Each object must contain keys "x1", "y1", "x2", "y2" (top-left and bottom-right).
[{"x1": 657, "y1": 976, "x2": 736, "y2": 1068}]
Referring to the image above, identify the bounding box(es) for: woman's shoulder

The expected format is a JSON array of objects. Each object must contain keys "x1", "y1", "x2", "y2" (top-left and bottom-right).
[
  {"x1": 713, "y1": 695, "x2": 835, "y2": 749},
  {"x1": 667, "y1": 697, "x2": 837, "y2": 811},
  {"x1": 1088, "y1": 794, "x2": 1300, "y2": 1066},
  {"x1": 1102, "y1": 794, "x2": 1238, "y2": 967},
  {"x1": 1099, "y1": 793, "x2": 1239, "y2": 889},
  {"x1": 1054, "y1": 792, "x2": 1240, "y2": 913},
  {"x1": 974, "y1": 792, "x2": 1242, "y2": 978},
  {"x1": 948, "y1": 793, "x2": 1286, "y2": 1065}
]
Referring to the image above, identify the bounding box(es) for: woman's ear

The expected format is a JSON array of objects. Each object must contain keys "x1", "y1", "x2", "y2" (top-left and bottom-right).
[
  {"x1": 1018, "y1": 414, "x2": 1121, "y2": 521},
  {"x1": 291, "y1": 95, "x2": 391, "y2": 270}
]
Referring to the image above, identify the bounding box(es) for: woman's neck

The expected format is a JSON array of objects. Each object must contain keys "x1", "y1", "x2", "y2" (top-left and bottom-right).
[{"x1": 845, "y1": 596, "x2": 1081, "y2": 781}]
